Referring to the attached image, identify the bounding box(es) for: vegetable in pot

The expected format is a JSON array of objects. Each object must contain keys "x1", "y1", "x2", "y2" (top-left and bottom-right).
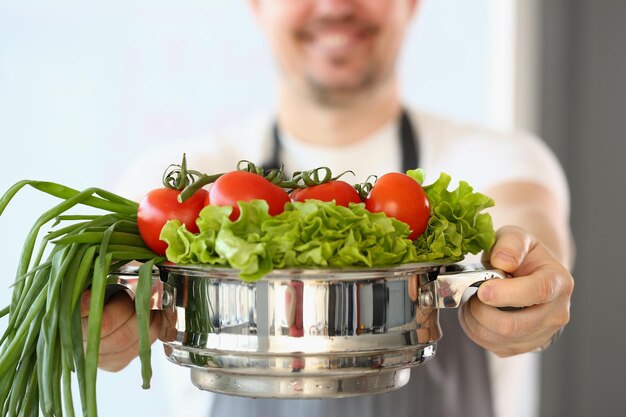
[{"x1": 137, "y1": 155, "x2": 210, "y2": 255}]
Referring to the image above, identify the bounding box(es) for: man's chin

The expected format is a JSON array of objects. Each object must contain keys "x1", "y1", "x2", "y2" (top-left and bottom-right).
[{"x1": 306, "y1": 76, "x2": 376, "y2": 107}]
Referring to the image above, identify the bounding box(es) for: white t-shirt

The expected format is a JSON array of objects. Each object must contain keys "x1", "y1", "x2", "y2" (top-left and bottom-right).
[{"x1": 118, "y1": 109, "x2": 569, "y2": 417}]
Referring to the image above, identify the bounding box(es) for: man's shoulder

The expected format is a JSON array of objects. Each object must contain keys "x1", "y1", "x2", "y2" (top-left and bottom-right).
[
  {"x1": 410, "y1": 108, "x2": 552, "y2": 164},
  {"x1": 409, "y1": 107, "x2": 567, "y2": 201},
  {"x1": 411, "y1": 108, "x2": 533, "y2": 144}
]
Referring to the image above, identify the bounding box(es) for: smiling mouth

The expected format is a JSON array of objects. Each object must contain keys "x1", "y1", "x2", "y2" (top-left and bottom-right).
[{"x1": 297, "y1": 22, "x2": 378, "y2": 56}]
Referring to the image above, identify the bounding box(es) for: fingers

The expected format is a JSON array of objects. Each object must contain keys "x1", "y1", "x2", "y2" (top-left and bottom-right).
[
  {"x1": 476, "y1": 264, "x2": 569, "y2": 308},
  {"x1": 462, "y1": 225, "x2": 574, "y2": 355},
  {"x1": 97, "y1": 311, "x2": 161, "y2": 372},
  {"x1": 459, "y1": 297, "x2": 559, "y2": 357},
  {"x1": 478, "y1": 227, "x2": 574, "y2": 309},
  {"x1": 486, "y1": 225, "x2": 533, "y2": 273},
  {"x1": 81, "y1": 291, "x2": 134, "y2": 339},
  {"x1": 460, "y1": 287, "x2": 572, "y2": 357},
  {"x1": 80, "y1": 289, "x2": 163, "y2": 371}
]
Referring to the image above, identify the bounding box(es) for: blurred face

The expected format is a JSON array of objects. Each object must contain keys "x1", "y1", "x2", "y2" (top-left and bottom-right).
[{"x1": 251, "y1": 0, "x2": 417, "y2": 105}]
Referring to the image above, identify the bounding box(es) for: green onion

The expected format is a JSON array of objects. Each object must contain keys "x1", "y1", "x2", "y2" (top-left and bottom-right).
[
  {"x1": 0, "y1": 180, "x2": 160, "y2": 417},
  {"x1": 136, "y1": 258, "x2": 165, "y2": 389}
]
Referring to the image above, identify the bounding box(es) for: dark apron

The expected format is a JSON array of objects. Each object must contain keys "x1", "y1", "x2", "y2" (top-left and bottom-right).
[{"x1": 209, "y1": 110, "x2": 495, "y2": 417}]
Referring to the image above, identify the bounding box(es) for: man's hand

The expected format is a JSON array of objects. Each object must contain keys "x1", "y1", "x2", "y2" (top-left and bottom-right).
[
  {"x1": 459, "y1": 226, "x2": 574, "y2": 357},
  {"x1": 80, "y1": 291, "x2": 164, "y2": 372}
]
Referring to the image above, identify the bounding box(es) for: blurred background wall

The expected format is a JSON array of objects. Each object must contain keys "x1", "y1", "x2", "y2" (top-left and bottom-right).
[
  {"x1": 0, "y1": 0, "x2": 624, "y2": 416},
  {"x1": 536, "y1": 1, "x2": 626, "y2": 416}
]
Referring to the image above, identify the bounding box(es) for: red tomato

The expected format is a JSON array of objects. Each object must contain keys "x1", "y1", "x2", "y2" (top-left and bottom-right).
[
  {"x1": 137, "y1": 188, "x2": 209, "y2": 255},
  {"x1": 290, "y1": 181, "x2": 361, "y2": 207},
  {"x1": 365, "y1": 173, "x2": 430, "y2": 240},
  {"x1": 209, "y1": 170, "x2": 290, "y2": 220}
]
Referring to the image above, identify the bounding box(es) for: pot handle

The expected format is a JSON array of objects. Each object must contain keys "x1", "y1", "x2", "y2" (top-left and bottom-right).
[
  {"x1": 431, "y1": 263, "x2": 508, "y2": 309},
  {"x1": 105, "y1": 264, "x2": 170, "y2": 310}
]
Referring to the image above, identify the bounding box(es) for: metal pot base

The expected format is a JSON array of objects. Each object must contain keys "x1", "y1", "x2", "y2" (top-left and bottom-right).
[
  {"x1": 190, "y1": 368, "x2": 412, "y2": 399},
  {"x1": 165, "y1": 343, "x2": 437, "y2": 398}
]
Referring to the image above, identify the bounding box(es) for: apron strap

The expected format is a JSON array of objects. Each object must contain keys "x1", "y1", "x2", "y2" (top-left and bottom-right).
[{"x1": 264, "y1": 108, "x2": 420, "y2": 172}]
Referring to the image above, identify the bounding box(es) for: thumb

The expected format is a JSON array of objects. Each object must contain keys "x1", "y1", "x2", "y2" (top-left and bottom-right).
[{"x1": 488, "y1": 226, "x2": 533, "y2": 273}]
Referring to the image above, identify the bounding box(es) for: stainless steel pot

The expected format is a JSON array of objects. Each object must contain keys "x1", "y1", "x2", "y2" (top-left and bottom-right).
[{"x1": 107, "y1": 262, "x2": 505, "y2": 399}]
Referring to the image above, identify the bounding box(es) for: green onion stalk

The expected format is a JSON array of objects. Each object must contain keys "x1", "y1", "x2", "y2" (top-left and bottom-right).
[{"x1": 0, "y1": 181, "x2": 164, "y2": 417}]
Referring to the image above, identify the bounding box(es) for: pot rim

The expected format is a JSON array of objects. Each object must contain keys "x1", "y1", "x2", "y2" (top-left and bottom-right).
[{"x1": 156, "y1": 260, "x2": 460, "y2": 281}]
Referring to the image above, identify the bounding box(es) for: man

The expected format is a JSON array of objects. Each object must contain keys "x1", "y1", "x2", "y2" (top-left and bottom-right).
[{"x1": 85, "y1": 1, "x2": 574, "y2": 416}]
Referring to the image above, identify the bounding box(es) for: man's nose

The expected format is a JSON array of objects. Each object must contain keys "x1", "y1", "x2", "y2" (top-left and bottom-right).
[{"x1": 315, "y1": 0, "x2": 356, "y2": 18}]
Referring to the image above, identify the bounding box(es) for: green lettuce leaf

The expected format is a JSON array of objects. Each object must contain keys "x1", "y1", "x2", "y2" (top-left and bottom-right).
[
  {"x1": 161, "y1": 200, "x2": 420, "y2": 281},
  {"x1": 413, "y1": 172, "x2": 496, "y2": 262},
  {"x1": 160, "y1": 171, "x2": 496, "y2": 280}
]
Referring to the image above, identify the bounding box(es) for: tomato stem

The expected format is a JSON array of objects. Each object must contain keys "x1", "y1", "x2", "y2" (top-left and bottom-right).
[
  {"x1": 237, "y1": 160, "x2": 265, "y2": 175},
  {"x1": 237, "y1": 160, "x2": 290, "y2": 186},
  {"x1": 178, "y1": 173, "x2": 224, "y2": 203},
  {"x1": 275, "y1": 167, "x2": 356, "y2": 190},
  {"x1": 174, "y1": 158, "x2": 368, "y2": 201},
  {"x1": 162, "y1": 154, "x2": 204, "y2": 191},
  {"x1": 354, "y1": 175, "x2": 378, "y2": 201}
]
